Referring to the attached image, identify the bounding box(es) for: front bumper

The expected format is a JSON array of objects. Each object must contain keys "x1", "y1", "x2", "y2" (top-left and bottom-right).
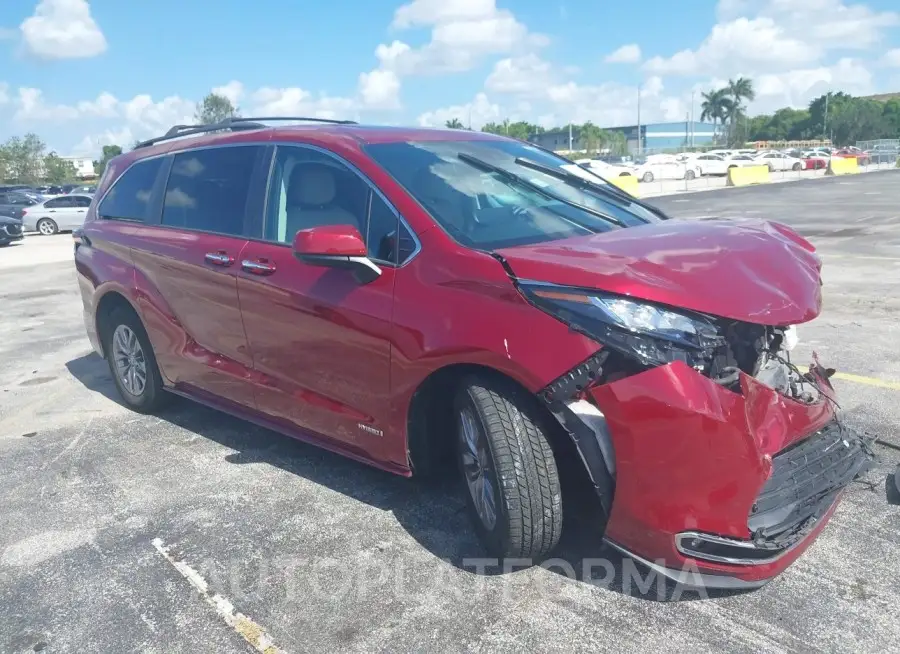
[{"x1": 586, "y1": 358, "x2": 873, "y2": 588}]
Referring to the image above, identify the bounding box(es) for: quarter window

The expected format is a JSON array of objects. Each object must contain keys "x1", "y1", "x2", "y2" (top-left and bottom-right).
[
  {"x1": 162, "y1": 146, "x2": 262, "y2": 236},
  {"x1": 98, "y1": 157, "x2": 164, "y2": 222}
]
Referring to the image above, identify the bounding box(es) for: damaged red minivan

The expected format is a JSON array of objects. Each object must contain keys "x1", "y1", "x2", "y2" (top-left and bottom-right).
[{"x1": 75, "y1": 118, "x2": 873, "y2": 589}]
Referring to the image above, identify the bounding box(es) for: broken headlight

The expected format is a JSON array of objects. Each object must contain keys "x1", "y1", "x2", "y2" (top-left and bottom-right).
[{"x1": 520, "y1": 282, "x2": 724, "y2": 370}]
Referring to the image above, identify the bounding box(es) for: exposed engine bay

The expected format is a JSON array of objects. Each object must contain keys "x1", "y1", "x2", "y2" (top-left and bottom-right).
[{"x1": 707, "y1": 322, "x2": 822, "y2": 404}]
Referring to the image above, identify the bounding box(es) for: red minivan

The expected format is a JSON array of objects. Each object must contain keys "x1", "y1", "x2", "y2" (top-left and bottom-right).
[{"x1": 75, "y1": 117, "x2": 872, "y2": 590}]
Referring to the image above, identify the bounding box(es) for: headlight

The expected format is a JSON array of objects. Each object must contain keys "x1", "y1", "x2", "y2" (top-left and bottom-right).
[{"x1": 520, "y1": 282, "x2": 724, "y2": 369}]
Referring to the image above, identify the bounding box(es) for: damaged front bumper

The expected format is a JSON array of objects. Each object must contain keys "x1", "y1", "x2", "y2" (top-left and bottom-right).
[{"x1": 547, "y1": 355, "x2": 874, "y2": 589}]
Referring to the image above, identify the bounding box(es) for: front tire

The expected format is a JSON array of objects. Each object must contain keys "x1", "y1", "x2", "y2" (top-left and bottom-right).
[
  {"x1": 642, "y1": 171, "x2": 654, "y2": 183},
  {"x1": 685, "y1": 169, "x2": 696, "y2": 180},
  {"x1": 103, "y1": 306, "x2": 169, "y2": 413},
  {"x1": 37, "y1": 218, "x2": 58, "y2": 235},
  {"x1": 454, "y1": 376, "x2": 562, "y2": 559},
  {"x1": 792, "y1": 162, "x2": 802, "y2": 171}
]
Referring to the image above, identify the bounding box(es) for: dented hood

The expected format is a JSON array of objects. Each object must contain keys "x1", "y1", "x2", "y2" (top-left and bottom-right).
[{"x1": 496, "y1": 219, "x2": 823, "y2": 325}]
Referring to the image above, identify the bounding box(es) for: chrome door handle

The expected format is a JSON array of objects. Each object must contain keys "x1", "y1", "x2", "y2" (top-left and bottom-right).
[
  {"x1": 204, "y1": 251, "x2": 234, "y2": 266},
  {"x1": 241, "y1": 259, "x2": 276, "y2": 275}
]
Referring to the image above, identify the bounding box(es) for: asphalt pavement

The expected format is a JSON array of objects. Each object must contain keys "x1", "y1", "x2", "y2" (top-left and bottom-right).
[{"x1": 1, "y1": 170, "x2": 899, "y2": 653}]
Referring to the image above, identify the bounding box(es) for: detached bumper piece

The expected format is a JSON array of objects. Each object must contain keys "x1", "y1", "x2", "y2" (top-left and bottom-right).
[{"x1": 749, "y1": 420, "x2": 874, "y2": 549}]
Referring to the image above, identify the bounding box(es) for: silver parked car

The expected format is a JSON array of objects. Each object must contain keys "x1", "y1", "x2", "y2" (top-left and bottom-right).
[{"x1": 22, "y1": 194, "x2": 93, "y2": 235}]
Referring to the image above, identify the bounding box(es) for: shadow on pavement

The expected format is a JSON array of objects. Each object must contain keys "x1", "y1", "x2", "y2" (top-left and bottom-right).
[{"x1": 66, "y1": 351, "x2": 747, "y2": 603}]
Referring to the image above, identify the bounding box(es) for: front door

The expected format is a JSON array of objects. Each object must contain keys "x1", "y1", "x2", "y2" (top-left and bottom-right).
[{"x1": 237, "y1": 145, "x2": 401, "y2": 461}]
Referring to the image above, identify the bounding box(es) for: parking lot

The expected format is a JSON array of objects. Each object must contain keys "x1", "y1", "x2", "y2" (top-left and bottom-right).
[
  {"x1": 639, "y1": 160, "x2": 899, "y2": 198},
  {"x1": 1, "y1": 171, "x2": 899, "y2": 653}
]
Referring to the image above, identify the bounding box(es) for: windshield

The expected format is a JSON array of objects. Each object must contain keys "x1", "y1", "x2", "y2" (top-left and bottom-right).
[{"x1": 366, "y1": 139, "x2": 661, "y2": 250}]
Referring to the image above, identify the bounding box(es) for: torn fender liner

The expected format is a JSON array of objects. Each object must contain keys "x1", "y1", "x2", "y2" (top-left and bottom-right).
[{"x1": 539, "y1": 351, "x2": 616, "y2": 515}]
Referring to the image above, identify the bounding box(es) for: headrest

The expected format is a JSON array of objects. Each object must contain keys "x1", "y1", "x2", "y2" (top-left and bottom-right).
[{"x1": 288, "y1": 165, "x2": 337, "y2": 206}]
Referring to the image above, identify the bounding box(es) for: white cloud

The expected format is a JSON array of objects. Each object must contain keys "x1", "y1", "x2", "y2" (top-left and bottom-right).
[
  {"x1": 358, "y1": 69, "x2": 402, "y2": 109},
  {"x1": 360, "y1": 0, "x2": 547, "y2": 108},
  {"x1": 604, "y1": 44, "x2": 641, "y2": 64},
  {"x1": 884, "y1": 49, "x2": 900, "y2": 68},
  {"x1": 392, "y1": 0, "x2": 496, "y2": 29},
  {"x1": 212, "y1": 81, "x2": 244, "y2": 107},
  {"x1": 485, "y1": 55, "x2": 555, "y2": 96},
  {"x1": 645, "y1": 0, "x2": 898, "y2": 77},
  {"x1": 417, "y1": 92, "x2": 501, "y2": 128},
  {"x1": 644, "y1": 17, "x2": 816, "y2": 76},
  {"x1": 753, "y1": 58, "x2": 874, "y2": 112},
  {"x1": 14, "y1": 87, "x2": 80, "y2": 121},
  {"x1": 249, "y1": 87, "x2": 357, "y2": 119},
  {"x1": 20, "y1": 0, "x2": 107, "y2": 60}
]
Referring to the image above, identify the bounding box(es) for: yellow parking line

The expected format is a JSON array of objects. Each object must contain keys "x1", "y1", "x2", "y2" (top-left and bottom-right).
[{"x1": 832, "y1": 372, "x2": 900, "y2": 391}]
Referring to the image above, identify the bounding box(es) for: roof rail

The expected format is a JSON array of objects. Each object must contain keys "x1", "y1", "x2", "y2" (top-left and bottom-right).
[{"x1": 133, "y1": 115, "x2": 358, "y2": 150}]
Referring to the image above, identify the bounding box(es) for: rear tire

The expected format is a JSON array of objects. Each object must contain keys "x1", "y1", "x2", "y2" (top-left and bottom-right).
[
  {"x1": 37, "y1": 218, "x2": 58, "y2": 235},
  {"x1": 685, "y1": 169, "x2": 696, "y2": 180},
  {"x1": 454, "y1": 376, "x2": 562, "y2": 560},
  {"x1": 103, "y1": 306, "x2": 169, "y2": 413},
  {"x1": 642, "y1": 171, "x2": 654, "y2": 183},
  {"x1": 792, "y1": 162, "x2": 802, "y2": 171}
]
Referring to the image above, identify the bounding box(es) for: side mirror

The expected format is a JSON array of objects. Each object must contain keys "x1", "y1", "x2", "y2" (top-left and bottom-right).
[{"x1": 292, "y1": 224, "x2": 382, "y2": 284}]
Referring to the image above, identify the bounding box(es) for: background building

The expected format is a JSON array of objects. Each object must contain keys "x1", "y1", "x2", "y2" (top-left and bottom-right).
[
  {"x1": 61, "y1": 157, "x2": 96, "y2": 178},
  {"x1": 528, "y1": 120, "x2": 718, "y2": 154}
]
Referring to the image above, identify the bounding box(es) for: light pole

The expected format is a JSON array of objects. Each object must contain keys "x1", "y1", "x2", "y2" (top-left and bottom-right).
[{"x1": 636, "y1": 83, "x2": 642, "y2": 154}]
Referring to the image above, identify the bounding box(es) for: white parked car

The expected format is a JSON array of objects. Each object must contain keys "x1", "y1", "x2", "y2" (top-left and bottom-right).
[
  {"x1": 692, "y1": 153, "x2": 754, "y2": 176},
  {"x1": 21, "y1": 194, "x2": 93, "y2": 235},
  {"x1": 755, "y1": 151, "x2": 804, "y2": 172},
  {"x1": 631, "y1": 155, "x2": 700, "y2": 182},
  {"x1": 575, "y1": 158, "x2": 636, "y2": 178}
]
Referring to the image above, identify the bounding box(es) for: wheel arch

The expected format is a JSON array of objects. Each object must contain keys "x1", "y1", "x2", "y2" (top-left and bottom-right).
[
  {"x1": 405, "y1": 362, "x2": 563, "y2": 478},
  {"x1": 404, "y1": 360, "x2": 614, "y2": 515},
  {"x1": 93, "y1": 289, "x2": 143, "y2": 358}
]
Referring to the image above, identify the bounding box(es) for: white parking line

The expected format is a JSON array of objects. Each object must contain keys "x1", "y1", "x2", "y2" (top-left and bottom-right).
[{"x1": 151, "y1": 538, "x2": 286, "y2": 654}]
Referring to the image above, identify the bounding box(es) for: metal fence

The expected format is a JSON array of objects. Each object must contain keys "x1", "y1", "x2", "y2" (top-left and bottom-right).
[{"x1": 856, "y1": 139, "x2": 900, "y2": 151}]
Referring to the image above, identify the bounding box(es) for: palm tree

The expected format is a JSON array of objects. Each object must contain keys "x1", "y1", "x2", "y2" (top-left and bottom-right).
[
  {"x1": 726, "y1": 77, "x2": 755, "y2": 145},
  {"x1": 700, "y1": 88, "x2": 733, "y2": 141},
  {"x1": 445, "y1": 118, "x2": 464, "y2": 129}
]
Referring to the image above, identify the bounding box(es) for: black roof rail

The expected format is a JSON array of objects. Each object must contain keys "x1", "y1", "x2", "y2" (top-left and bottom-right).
[{"x1": 133, "y1": 115, "x2": 358, "y2": 150}]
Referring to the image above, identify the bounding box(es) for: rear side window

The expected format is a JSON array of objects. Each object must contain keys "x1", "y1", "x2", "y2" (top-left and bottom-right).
[
  {"x1": 73, "y1": 196, "x2": 92, "y2": 208},
  {"x1": 98, "y1": 157, "x2": 164, "y2": 222},
  {"x1": 162, "y1": 146, "x2": 261, "y2": 236},
  {"x1": 45, "y1": 197, "x2": 75, "y2": 208}
]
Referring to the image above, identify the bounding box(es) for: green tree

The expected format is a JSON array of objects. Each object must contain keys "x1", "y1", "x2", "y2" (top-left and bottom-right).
[
  {"x1": 829, "y1": 98, "x2": 887, "y2": 145},
  {"x1": 93, "y1": 144, "x2": 123, "y2": 176},
  {"x1": 1, "y1": 133, "x2": 46, "y2": 184},
  {"x1": 444, "y1": 118, "x2": 464, "y2": 129},
  {"x1": 700, "y1": 88, "x2": 733, "y2": 140},
  {"x1": 748, "y1": 108, "x2": 810, "y2": 141},
  {"x1": 43, "y1": 153, "x2": 78, "y2": 184},
  {"x1": 725, "y1": 77, "x2": 755, "y2": 145},
  {"x1": 882, "y1": 98, "x2": 900, "y2": 137},
  {"x1": 580, "y1": 121, "x2": 603, "y2": 153},
  {"x1": 195, "y1": 92, "x2": 240, "y2": 125}
]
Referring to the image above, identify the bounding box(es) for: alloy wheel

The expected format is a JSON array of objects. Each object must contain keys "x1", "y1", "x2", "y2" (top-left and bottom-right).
[
  {"x1": 38, "y1": 219, "x2": 57, "y2": 235},
  {"x1": 458, "y1": 408, "x2": 498, "y2": 531},
  {"x1": 112, "y1": 324, "x2": 148, "y2": 396}
]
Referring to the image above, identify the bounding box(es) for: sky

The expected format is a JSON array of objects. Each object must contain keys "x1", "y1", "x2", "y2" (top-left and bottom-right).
[{"x1": 1, "y1": 0, "x2": 899, "y2": 157}]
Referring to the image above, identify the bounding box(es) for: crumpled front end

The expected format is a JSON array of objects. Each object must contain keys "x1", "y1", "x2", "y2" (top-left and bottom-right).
[{"x1": 582, "y1": 356, "x2": 873, "y2": 587}]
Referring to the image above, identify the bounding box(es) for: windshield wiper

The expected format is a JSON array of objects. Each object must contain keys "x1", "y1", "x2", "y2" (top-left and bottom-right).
[
  {"x1": 456, "y1": 153, "x2": 625, "y2": 227},
  {"x1": 513, "y1": 157, "x2": 670, "y2": 221}
]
